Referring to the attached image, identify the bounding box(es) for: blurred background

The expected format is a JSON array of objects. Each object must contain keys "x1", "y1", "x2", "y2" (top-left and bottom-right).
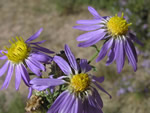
[{"x1": 0, "y1": 0, "x2": 150, "y2": 113}]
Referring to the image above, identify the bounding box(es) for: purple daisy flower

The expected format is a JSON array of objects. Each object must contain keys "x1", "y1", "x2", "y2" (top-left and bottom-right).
[
  {"x1": 30, "y1": 44, "x2": 111, "y2": 113},
  {"x1": 0, "y1": 28, "x2": 54, "y2": 90},
  {"x1": 73, "y1": 6, "x2": 142, "y2": 73}
]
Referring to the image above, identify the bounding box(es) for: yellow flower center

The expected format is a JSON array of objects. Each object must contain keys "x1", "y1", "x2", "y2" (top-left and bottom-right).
[
  {"x1": 70, "y1": 73, "x2": 90, "y2": 92},
  {"x1": 4, "y1": 37, "x2": 31, "y2": 63},
  {"x1": 107, "y1": 13, "x2": 131, "y2": 36}
]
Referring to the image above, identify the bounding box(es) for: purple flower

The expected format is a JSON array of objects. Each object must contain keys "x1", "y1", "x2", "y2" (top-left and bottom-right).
[
  {"x1": 73, "y1": 6, "x2": 142, "y2": 73},
  {"x1": 30, "y1": 44, "x2": 111, "y2": 113},
  {"x1": 0, "y1": 28, "x2": 54, "y2": 90}
]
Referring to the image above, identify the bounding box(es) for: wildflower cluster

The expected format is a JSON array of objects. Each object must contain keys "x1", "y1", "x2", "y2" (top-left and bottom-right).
[{"x1": 0, "y1": 6, "x2": 141, "y2": 113}]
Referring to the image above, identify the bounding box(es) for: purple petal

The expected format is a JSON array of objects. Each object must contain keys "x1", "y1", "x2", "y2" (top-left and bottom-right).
[
  {"x1": 88, "y1": 95, "x2": 103, "y2": 113},
  {"x1": 125, "y1": 39, "x2": 137, "y2": 71},
  {"x1": 28, "y1": 87, "x2": 33, "y2": 99},
  {"x1": 59, "y1": 93, "x2": 75, "y2": 113},
  {"x1": 88, "y1": 6, "x2": 101, "y2": 19},
  {"x1": 19, "y1": 63, "x2": 30, "y2": 86},
  {"x1": 73, "y1": 24, "x2": 103, "y2": 31},
  {"x1": 28, "y1": 40, "x2": 46, "y2": 45},
  {"x1": 32, "y1": 84, "x2": 51, "y2": 91},
  {"x1": 116, "y1": 39, "x2": 125, "y2": 73},
  {"x1": 127, "y1": 38, "x2": 138, "y2": 62},
  {"x1": 77, "y1": 98, "x2": 83, "y2": 113},
  {"x1": 28, "y1": 57, "x2": 46, "y2": 71},
  {"x1": 78, "y1": 31, "x2": 106, "y2": 47},
  {"x1": 93, "y1": 88, "x2": 103, "y2": 108},
  {"x1": 83, "y1": 99, "x2": 103, "y2": 113},
  {"x1": 92, "y1": 76, "x2": 104, "y2": 83},
  {"x1": 32, "y1": 45, "x2": 54, "y2": 54},
  {"x1": 0, "y1": 61, "x2": 9, "y2": 77},
  {"x1": 1, "y1": 63, "x2": 14, "y2": 89},
  {"x1": 129, "y1": 33, "x2": 143, "y2": 46},
  {"x1": 47, "y1": 91, "x2": 68, "y2": 113},
  {"x1": 0, "y1": 56, "x2": 7, "y2": 60},
  {"x1": 30, "y1": 78, "x2": 65, "y2": 86},
  {"x1": 15, "y1": 65, "x2": 22, "y2": 90},
  {"x1": 25, "y1": 59, "x2": 42, "y2": 76},
  {"x1": 88, "y1": 95, "x2": 98, "y2": 107},
  {"x1": 0, "y1": 50, "x2": 7, "y2": 55},
  {"x1": 76, "y1": 19, "x2": 101, "y2": 25},
  {"x1": 106, "y1": 40, "x2": 116, "y2": 65},
  {"x1": 71, "y1": 98, "x2": 82, "y2": 113},
  {"x1": 96, "y1": 38, "x2": 114, "y2": 62},
  {"x1": 25, "y1": 28, "x2": 43, "y2": 43},
  {"x1": 64, "y1": 44, "x2": 79, "y2": 72},
  {"x1": 53, "y1": 56, "x2": 72, "y2": 75},
  {"x1": 31, "y1": 52, "x2": 52, "y2": 64},
  {"x1": 93, "y1": 82, "x2": 112, "y2": 98},
  {"x1": 83, "y1": 100, "x2": 88, "y2": 113},
  {"x1": 77, "y1": 29, "x2": 105, "y2": 41},
  {"x1": 80, "y1": 59, "x2": 91, "y2": 73}
]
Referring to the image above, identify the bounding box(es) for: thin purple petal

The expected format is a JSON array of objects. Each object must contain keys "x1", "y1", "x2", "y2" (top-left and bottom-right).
[
  {"x1": 88, "y1": 6, "x2": 101, "y2": 19},
  {"x1": 71, "y1": 98, "x2": 82, "y2": 113},
  {"x1": 59, "y1": 93, "x2": 75, "y2": 113},
  {"x1": 93, "y1": 82, "x2": 112, "y2": 98},
  {"x1": 93, "y1": 87, "x2": 103, "y2": 108},
  {"x1": 80, "y1": 59, "x2": 91, "y2": 73},
  {"x1": 28, "y1": 57, "x2": 46, "y2": 71},
  {"x1": 19, "y1": 63, "x2": 30, "y2": 86},
  {"x1": 53, "y1": 56, "x2": 72, "y2": 75},
  {"x1": 65, "y1": 44, "x2": 79, "y2": 72},
  {"x1": 96, "y1": 38, "x2": 114, "y2": 62},
  {"x1": 125, "y1": 39, "x2": 137, "y2": 71},
  {"x1": 25, "y1": 59, "x2": 42, "y2": 76},
  {"x1": 28, "y1": 87, "x2": 33, "y2": 99},
  {"x1": 47, "y1": 91, "x2": 68, "y2": 113},
  {"x1": 0, "y1": 50, "x2": 7, "y2": 55},
  {"x1": 0, "y1": 56, "x2": 7, "y2": 60},
  {"x1": 32, "y1": 45, "x2": 54, "y2": 54},
  {"x1": 28, "y1": 40, "x2": 46, "y2": 45},
  {"x1": 1, "y1": 63, "x2": 14, "y2": 89},
  {"x1": 0, "y1": 61, "x2": 9, "y2": 77},
  {"x1": 15, "y1": 65, "x2": 22, "y2": 90},
  {"x1": 127, "y1": 38, "x2": 138, "y2": 62},
  {"x1": 76, "y1": 19, "x2": 101, "y2": 25},
  {"x1": 30, "y1": 78, "x2": 65, "y2": 86},
  {"x1": 92, "y1": 76, "x2": 104, "y2": 83},
  {"x1": 25, "y1": 28, "x2": 43, "y2": 43},
  {"x1": 78, "y1": 31, "x2": 106, "y2": 47},
  {"x1": 73, "y1": 24, "x2": 103, "y2": 31},
  {"x1": 106, "y1": 40, "x2": 116, "y2": 65},
  {"x1": 32, "y1": 84, "x2": 51, "y2": 91},
  {"x1": 31, "y1": 52, "x2": 52, "y2": 64},
  {"x1": 129, "y1": 32, "x2": 143, "y2": 46},
  {"x1": 116, "y1": 39, "x2": 125, "y2": 73},
  {"x1": 76, "y1": 29, "x2": 105, "y2": 41}
]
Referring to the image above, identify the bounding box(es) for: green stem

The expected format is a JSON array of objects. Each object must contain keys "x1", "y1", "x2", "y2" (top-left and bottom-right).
[
  {"x1": 47, "y1": 88, "x2": 53, "y2": 101},
  {"x1": 88, "y1": 45, "x2": 100, "y2": 64}
]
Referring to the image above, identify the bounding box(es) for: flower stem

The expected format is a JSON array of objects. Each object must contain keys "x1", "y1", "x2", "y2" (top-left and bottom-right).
[{"x1": 88, "y1": 45, "x2": 100, "y2": 64}]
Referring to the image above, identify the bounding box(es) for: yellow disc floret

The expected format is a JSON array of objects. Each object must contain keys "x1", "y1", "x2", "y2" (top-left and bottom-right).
[
  {"x1": 107, "y1": 13, "x2": 131, "y2": 36},
  {"x1": 70, "y1": 73, "x2": 90, "y2": 92},
  {"x1": 4, "y1": 37, "x2": 31, "y2": 63}
]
